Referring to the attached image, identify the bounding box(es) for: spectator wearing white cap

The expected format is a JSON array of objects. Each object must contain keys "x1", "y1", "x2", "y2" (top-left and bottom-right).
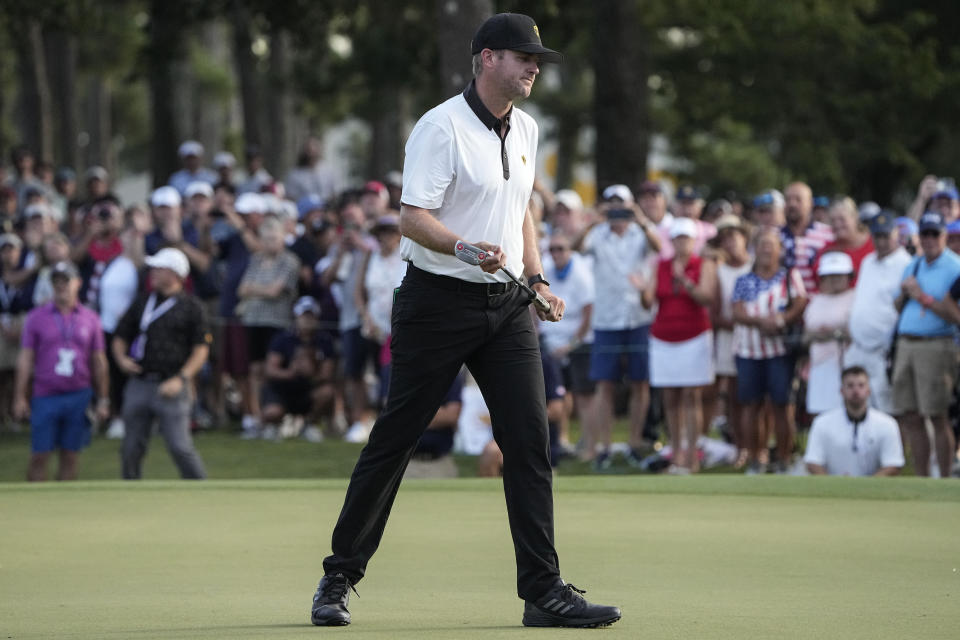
[
  {"x1": 636, "y1": 181, "x2": 674, "y2": 258},
  {"x1": 261, "y1": 296, "x2": 336, "y2": 442},
  {"x1": 83, "y1": 166, "x2": 110, "y2": 203},
  {"x1": 642, "y1": 217, "x2": 717, "y2": 473},
  {"x1": 843, "y1": 212, "x2": 911, "y2": 414},
  {"x1": 581, "y1": 188, "x2": 661, "y2": 468},
  {"x1": 284, "y1": 136, "x2": 339, "y2": 203},
  {"x1": 144, "y1": 185, "x2": 212, "y2": 279},
  {"x1": 550, "y1": 189, "x2": 586, "y2": 237},
  {"x1": 168, "y1": 140, "x2": 217, "y2": 197},
  {"x1": 112, "y1": 247, "x2": 211, "y2": 479},
  {"x1": 212, "y1": 151, "x2": 236, "y2": 186},
  {"x1": 804, "y1": 251, "x2": 856, "y2": 417},
  {"x1": 216, "y1": 191, "x2": 266, "y2": 436}
]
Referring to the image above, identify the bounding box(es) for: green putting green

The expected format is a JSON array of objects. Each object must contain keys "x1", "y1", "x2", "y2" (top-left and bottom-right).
[{"x1": 2, "y1": 477, "x2": 958, "y2": 639}]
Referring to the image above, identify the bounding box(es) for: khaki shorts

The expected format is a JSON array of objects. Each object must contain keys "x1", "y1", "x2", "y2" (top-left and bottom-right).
[{"x1": 891, "y1": 337, "x2": 957, "y2": 416}]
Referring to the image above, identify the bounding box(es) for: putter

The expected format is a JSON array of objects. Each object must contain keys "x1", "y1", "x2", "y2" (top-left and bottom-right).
[{"x1": 454, "y1": 241, "x2": 552, "y2": 313}]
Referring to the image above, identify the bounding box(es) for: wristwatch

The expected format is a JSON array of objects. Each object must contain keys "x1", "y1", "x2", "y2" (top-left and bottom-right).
[{"x1": 527, "y1": 273, "x2": 550, "y2": 288}]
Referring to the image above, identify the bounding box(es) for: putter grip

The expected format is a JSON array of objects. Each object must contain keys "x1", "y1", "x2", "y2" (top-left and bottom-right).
[{"x1": 532, "y1": 293, "x2": 551, "y2": 313}]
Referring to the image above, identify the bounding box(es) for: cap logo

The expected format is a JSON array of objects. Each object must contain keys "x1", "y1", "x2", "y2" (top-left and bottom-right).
[{"x1": 533, "y1": 24, "x2": 540, "y2": 38}]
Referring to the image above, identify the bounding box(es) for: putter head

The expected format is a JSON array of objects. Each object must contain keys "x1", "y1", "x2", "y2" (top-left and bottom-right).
[{"x1": 454, "y1": 241, "x2": 486, "y2": 265}]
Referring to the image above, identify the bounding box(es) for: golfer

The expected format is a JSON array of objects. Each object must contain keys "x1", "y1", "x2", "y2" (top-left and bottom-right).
[{"x1": 311, "y1": 13, "x2": 620, "y2": 629}]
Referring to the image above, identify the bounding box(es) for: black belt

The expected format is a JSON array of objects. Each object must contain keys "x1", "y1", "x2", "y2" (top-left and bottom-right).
[
  {"x1": 899, "y1": 334, "x2": 952, "y2": 342},
  {"x1": 407, "y1": 264, "x2": 517, "y2": 297}
]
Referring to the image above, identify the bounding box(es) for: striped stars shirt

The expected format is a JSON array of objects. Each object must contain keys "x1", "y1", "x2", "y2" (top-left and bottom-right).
[{"x1": 731, "y1": 268, "x2": 806, "y2": 360}]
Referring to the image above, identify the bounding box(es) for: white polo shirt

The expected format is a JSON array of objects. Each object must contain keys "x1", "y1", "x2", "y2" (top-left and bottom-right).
[
  {"x1": 400, "y1": 82, "x2": 537, "y2": 283},
  {"x1": 803, "y1": 407, "x2": 904, "y2": 476},
  {"x1": 848, "y1": 248, "x2": 912, "y2": 350},
  {"x1": 583, "y1": 222, "x2": 654, "y2": 330},
  {"x1": 540, "y1": 252, "x2": 595, "y2": 352}
]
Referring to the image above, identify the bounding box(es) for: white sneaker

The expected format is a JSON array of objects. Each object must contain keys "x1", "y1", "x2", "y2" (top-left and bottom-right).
[
  {"x1": 105, "y1": 418, "x2": 125, "y2": 440},
  {"x1": 344, "y1": 421, "x2": 371, "y2": 443},
  {"x1": 302, "y1": 425, "x2": 324, "y2": 443},
  {"x1": 260, "y1": 424, "x2": 278, "y2": 441}
]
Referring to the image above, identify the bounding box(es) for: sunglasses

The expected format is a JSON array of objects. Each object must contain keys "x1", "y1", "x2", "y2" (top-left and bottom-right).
[
  {"x1": 920, "y1": 229, "x2": 943, "y2": 238},
  {"x1": 548, "y1": 246, "x2": 568, "y2": 253}
]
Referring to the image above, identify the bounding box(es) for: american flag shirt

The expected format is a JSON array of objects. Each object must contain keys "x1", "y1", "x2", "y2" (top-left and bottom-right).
[
  {"x1": 780, "y1": 222, "x2": 833, "y2": 293},
  {"x1": 732, "y1": 268, "x2": 806, "y2": 359}
]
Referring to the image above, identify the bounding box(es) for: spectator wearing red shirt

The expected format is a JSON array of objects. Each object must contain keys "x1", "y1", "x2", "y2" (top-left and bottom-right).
[
  {"x1": 642, "y1": 218, "x2": 717, "y2": 473},
  {"x1": 814, "y1": 197, "x2": 874, "y2": 286}
]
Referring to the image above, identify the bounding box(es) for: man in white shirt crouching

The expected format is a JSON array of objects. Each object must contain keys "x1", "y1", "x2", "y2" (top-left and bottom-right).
[{"x1": 804, "y1": 366, "x2": 904, "y2": 477}]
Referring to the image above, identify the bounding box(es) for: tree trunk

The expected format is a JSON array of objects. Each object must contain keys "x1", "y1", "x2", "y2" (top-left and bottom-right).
[
  {"x1": 44, "y1": 30, "x2": 79, "y2": 169},
  {"x1": 13, "y1": 20, "x2": 54, "y2": 161},
  {"x1": 592, "y1": 0, "x2": 649, "y2": 192},
  {"x1": 368, "y1": 85, "x2": 403, "y2": 180},
  {"x1": 147, "y1": 0, "x2": 186, "y2": 187},
  {"x1": 85, "y1": 76, "x2": 112, "y2": 174},
  {"x1": 436, "y1": 0, "x2": 492, "y2": 99},
  {"x1": 232, "y1": 1, "x2": 262, "y2": 152},
  {"x1": 265, "y1": 28, "x2": 293, "y2": 180}
]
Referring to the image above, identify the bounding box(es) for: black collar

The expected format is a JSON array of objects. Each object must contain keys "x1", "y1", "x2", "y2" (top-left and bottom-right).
[{"x1": 463, "y1": 80, "x2": 511, "y2": 133}]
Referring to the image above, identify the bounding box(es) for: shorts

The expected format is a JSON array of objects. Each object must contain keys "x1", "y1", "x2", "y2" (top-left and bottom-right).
[
  {"x1": 542, "y1": 349, "x2": 566, "y2": 401},
  {"x1": 245, "y1": 325, "x2": 280, "y2": 363},
  {"x1": 892, "y1": 337, "x2": 957, "y2": 416},
  {"x1": 341, "y1": 327, "x2": 380, "y2": 379},
  {"x1": 220, "y1": 320, "x2": 250, "y2": 377},
  {"x1": 261, "y1": 380, "x2": 313, "y2": 416},
  {"x1": 735, "y1": 355, "x2": 794, "y2": 405},
  {"x1": 30, "y1": 388, "x2": 93, "y2": 453},
  {"x1": 650, "y1": 331, "x2": 715, "y2": 388},
  {"x1": 562, "y1": 343, "x2": 595, "y2": 394},
  {"x1": 589, "y1": 326, "x2": 650, "y2": 382}
]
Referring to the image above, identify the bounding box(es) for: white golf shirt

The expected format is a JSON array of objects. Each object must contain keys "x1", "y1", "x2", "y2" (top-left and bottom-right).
[
  {"x1": 848, "y1": 248, "x2": 912, "y2": 351},
  {"x1": 400, "y1": 81, "x2": 537, "y2": 283},
  {"x1": 583, "y1": 222, "x2": 654, "y2": 330},
  {"x1": 803, "y1": 407, "x2": 904, "y2": 476}
]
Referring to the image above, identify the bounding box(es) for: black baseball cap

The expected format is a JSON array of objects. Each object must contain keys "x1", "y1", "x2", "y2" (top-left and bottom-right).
[{"x1": 471, "y1": 13, "x2": 562, "y2": 63}]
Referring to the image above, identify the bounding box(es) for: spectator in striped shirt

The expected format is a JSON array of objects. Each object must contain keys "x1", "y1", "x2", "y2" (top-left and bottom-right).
[
  {"x1": 780, "y1": 182, "x2": 833, "y2": 294},
  {"x1": 731, "y1": 228, "x2": 808, "y2": 474}
]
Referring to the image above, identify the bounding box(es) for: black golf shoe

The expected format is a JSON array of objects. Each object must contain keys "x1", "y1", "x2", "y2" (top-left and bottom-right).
[
  {"x1": 522, "y1": 580, "x2": 621, "y2": 628},
  {"x1": 310, "y1": 573, "x2": 356, "y2": 626}
]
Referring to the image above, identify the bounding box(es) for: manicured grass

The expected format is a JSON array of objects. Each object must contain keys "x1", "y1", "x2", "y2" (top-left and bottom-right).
[{"x1": 2, "y1": 477, "x2": 958, "y2": 639}]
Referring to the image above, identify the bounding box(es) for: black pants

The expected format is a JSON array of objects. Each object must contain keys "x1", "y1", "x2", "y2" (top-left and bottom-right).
[{"x1": 323, "y1": 265, "x2": 560, "y2": 600}]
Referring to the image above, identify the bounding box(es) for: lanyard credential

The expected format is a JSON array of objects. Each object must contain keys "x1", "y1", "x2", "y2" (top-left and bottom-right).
[{"x1": 139, "y1": 293, "x2": 177, "y2": 332}]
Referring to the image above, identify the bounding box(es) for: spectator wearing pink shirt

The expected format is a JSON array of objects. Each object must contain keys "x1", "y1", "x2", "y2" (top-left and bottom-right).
[
  {"x1": 14, "y1": 262, "x2": 109, "y2": 481},
  {"x1": 657, "y1": 185, "x2": 716, "y2": 259}
]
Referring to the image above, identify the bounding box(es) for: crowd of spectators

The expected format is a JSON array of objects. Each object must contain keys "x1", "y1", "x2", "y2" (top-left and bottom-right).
[{"x1": 3, "y1": 136, "x2": 960, "y2": 479}]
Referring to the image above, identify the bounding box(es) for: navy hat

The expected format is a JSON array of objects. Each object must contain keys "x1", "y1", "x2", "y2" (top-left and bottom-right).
[
  {"x1": 868, "y1": 211, "x2": 897, "y2": 234},
  {"x1": 676, "y1": 185, "x2": 701, "y2": 201},
  {"x1": 471, "y1": 13, "x2": 562, "y2": 63},
  {"x1": 297, "y1": 194, "x2": 325, "y2": 220},
  {"x1": 919, "y1": 211, "x2": 946, "y2": 233},
  {"x1": 813, "y1": 196, "x2": 830, "y2": 208}
]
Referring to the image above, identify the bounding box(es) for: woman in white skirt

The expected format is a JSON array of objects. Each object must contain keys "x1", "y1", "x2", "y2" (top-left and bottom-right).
[
  {"x1": 803, "y1": 251, "x2": 856, "y2": 415},
  {"x1": 642, "y1": 217, "x2": 717, "y2": 473}
]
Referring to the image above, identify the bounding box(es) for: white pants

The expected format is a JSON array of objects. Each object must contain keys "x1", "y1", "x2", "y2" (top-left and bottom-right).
[{"x1": 843, "y1": 342, "x2": 893, "y2": 414}]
